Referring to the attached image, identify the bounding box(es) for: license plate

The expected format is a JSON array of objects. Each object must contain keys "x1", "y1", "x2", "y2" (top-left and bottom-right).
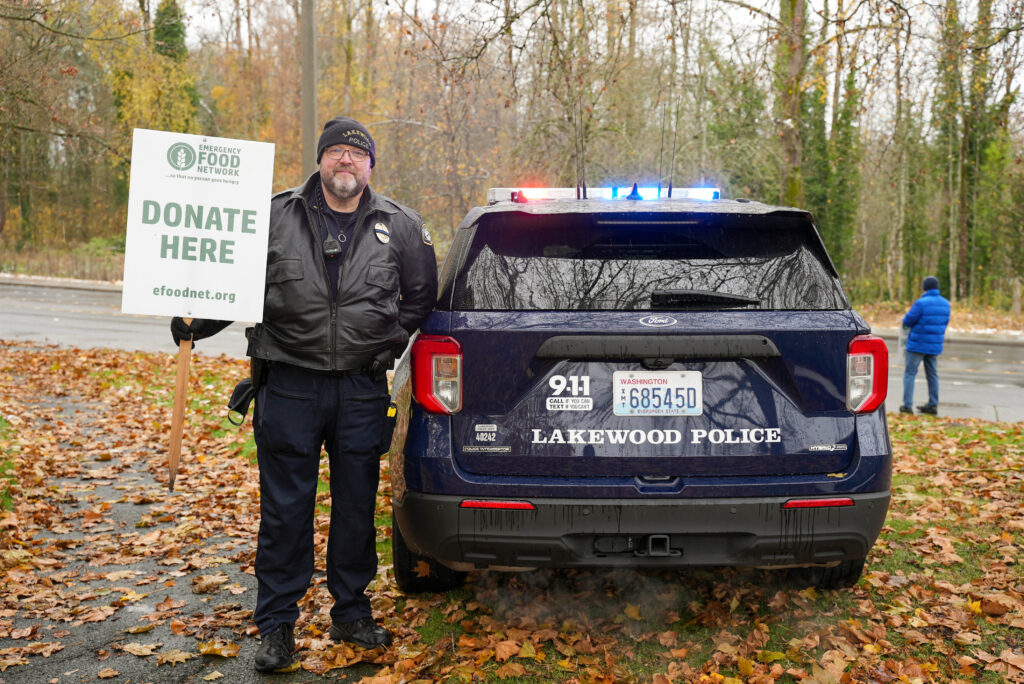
[{"x1": 613, "y1": 371, "x2": 703, "y2": 416}]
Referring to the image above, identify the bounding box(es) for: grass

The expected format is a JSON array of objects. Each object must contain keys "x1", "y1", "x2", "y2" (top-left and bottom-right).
[
  {"x1": 0, "y1": 415, "x2": 12, "y2": 510},
  {"x1": 1, "y1": 240, "x2": 125, "y2": 282}
]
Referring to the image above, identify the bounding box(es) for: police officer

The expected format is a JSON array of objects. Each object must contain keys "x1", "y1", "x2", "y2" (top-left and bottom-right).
[{"x1": 170, "y1": 116, "x2": 438, "y2": 672}]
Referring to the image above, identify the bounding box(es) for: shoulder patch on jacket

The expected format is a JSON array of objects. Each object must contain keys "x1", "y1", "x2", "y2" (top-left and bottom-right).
[{"x1": 421, "y1": 225, "x2": 433, "y2": 246}]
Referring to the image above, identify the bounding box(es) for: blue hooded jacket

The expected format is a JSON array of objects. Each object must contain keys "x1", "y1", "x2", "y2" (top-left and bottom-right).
[{"x1": 903, "y1": 288, "x2": 951, "y2": 355}]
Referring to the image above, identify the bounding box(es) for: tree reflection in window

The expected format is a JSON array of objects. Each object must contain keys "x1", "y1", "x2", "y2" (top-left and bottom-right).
[{"x1": 454, "y1": 212, "x2": 847, "y2": 311}]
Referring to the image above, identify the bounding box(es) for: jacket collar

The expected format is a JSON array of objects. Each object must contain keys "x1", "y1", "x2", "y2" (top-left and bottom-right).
[{"x1": 288, "y1": 172, "x2": 398, "y2": 215}]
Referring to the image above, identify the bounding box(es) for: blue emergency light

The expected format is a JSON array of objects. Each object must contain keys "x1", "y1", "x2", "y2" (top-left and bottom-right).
[
  {"x1": 487, "y1": 186, "x2": 721, "y2": 204},
  {"x1": 605, "y1": 186, "x2": 720, "y2": 201}
]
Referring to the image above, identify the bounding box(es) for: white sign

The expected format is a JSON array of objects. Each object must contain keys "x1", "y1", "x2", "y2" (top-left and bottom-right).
[{"x1": 121, "y1": 129, "x2": 275, "y2": 322}]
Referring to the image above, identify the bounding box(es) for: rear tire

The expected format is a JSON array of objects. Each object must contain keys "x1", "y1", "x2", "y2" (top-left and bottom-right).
[
  {"x1": 787, "y1": 557, "x2": 866, "y2": 590},
  {"x1": 392, "y1": 513, "x2": 466, "y2": 593}
]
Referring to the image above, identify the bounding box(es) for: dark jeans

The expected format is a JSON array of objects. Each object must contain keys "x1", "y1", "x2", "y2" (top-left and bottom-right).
[
  {"x1": 252, "y1": 362, "x2": 389, "y2": 634},
  {"x1": 903, "y1": 350, "x2": 939, "y2": 408}
]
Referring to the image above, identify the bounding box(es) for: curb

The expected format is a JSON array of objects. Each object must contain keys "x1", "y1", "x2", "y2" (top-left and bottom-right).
[
  {"x1": 872, "y1": 326, "x2": 1024, "y2": 347},
  {"x1": 0, "y1": 272, "x2": 122, "y2": 293}
]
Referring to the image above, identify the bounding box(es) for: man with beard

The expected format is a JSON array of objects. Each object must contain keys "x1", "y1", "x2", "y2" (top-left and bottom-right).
[{"x1": 170, "y1": 116, "x2": 438, "y2": 672}]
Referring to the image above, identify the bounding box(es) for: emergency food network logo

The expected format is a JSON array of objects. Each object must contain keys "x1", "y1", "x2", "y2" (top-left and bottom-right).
[
  {"x1": 165, "y1": 140, "x2": 243, "y2": 179},
  {"x1": 166, "y1": 142, "x2": 197, "y2": 171}
]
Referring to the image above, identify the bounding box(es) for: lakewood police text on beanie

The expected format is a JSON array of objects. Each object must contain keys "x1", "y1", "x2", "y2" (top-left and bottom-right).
[{"x1": 316, "y1": 117, "x2": 376, "y2": 167}]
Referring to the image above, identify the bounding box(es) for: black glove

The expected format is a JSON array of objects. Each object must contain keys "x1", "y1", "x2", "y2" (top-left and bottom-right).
[
  {"x1": 170, "y1": 317, "x2": 193, "y2": 346},
  {"x1": 226, "y1": 378, "x2": 256, "y2": 426},
  {"x1": 170, "y1": 317, "x2": 232, "y2": 346},
  {"x1": 367, "y1": 348, "x2": 395, "y2": 382}
]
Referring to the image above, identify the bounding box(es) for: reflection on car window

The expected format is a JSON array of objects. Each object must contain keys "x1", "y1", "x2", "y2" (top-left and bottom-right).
[{"x1": 453, "y1": 212, "x2": 848, "y2": 311}]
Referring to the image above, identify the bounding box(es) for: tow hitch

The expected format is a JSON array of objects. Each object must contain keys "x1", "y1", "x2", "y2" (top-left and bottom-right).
[{"x1": 641, "y1": 534, "x2": 677, "y2": 558}]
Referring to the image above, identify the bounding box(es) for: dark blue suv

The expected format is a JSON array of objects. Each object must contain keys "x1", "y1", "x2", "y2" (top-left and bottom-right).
[{"x1": 387, "y1": 187, "x2": 891, "y2": 592}]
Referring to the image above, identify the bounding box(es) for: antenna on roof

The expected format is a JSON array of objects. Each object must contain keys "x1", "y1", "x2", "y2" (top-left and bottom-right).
[
  {"x1": 657, "y1": 101, "x2": 667, "y2": 200},
  {"x1": 573, "y1": 97, "x2": 588, "y2": 199},
  {"x1": 667, "y1": 99, "x2": 680, "y2": 199}
]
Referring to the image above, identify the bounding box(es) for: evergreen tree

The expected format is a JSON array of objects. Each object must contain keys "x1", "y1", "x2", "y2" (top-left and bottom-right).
[
  {"x1": 823, "y1": 71, "x2": 860, "y2": 275},
  {"x1": 153, "y1": 0, "x2": 188, "y2": 63},
  {"x1": 802, "y1": 67, "x2": 859, "y2": 276},
  {"x1": 801, "y1": 70, "x2": 829, "y2": 243}
]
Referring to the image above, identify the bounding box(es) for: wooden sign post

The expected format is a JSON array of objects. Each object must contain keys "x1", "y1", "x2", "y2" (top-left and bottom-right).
[{"x1": 167, "y1": 318, "x2": 193, "y2": 491}]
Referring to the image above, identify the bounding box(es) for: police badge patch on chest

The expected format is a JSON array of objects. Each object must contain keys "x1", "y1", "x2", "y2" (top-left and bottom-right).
[{"x1": 374, "y1": 223, "x2": 391, "y2": 244}]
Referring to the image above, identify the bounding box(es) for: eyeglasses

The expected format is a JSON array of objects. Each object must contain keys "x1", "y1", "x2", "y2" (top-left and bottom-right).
[{"x1": 324, "y1": 146, "x2": 370, "y2": 162}]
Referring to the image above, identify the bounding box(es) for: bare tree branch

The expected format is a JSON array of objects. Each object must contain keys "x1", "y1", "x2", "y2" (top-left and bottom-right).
[
  {"x1": 3, "y1": 122, "x2": 128, "y2": 163},
  {"x1": 0, "y1": 4, "x2": 148, "y2": 42}
]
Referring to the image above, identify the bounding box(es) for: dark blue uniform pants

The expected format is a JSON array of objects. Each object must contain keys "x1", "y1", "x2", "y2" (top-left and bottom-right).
[{"x1": 252, "y1": 362, "x2": 389, "y2": 634}]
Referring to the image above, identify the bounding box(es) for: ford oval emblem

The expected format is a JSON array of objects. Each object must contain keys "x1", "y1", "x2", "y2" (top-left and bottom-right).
[{"x1": 639, "y1": 315, "x2": 677, "y2": 327}]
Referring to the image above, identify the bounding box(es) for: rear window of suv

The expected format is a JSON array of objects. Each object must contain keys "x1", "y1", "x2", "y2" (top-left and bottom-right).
[{"x1": 450, "y1": 210, "x2": 849, "y2": 311}]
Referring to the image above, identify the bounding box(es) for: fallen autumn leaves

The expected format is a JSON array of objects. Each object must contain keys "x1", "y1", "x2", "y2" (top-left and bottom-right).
[{"x1": 0, "y1": 340, "x2": 1022, "y2": 683}]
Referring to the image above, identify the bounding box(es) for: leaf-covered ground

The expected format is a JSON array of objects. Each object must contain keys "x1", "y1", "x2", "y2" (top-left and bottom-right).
[{"x1": 0, "y1": 341, "x2": 1022, "y2": 683}]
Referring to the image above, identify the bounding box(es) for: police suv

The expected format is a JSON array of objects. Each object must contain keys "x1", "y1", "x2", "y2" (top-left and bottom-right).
[{"x1": 387, "y1": 185, "x2": 891, "y2": 592}]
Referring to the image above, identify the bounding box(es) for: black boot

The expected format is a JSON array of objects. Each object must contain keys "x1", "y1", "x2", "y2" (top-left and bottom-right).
[
  {"x1": 330, "y1": 616, "x2": 393, "y2": 649},
  {"x1": 917, "y1": 404, "x2": 938, "y2": 415},
  {"x1": 254, "y1": 623, "x2": 295, "y2": 672}
]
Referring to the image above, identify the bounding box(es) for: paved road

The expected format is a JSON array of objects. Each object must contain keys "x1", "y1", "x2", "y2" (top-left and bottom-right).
[
  {"x1": 2, "y1": 274, "x2": 1023, "y2": 421},
  {"x1": 0, "y1": 276, "x2": 249, "y2": 358},
  {"x1": 879, "y1": 328, "x2": 1024, "y2": 422}
]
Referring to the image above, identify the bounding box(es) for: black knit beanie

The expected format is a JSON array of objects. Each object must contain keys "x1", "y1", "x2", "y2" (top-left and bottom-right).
[
  {"x1": 316, "y1": 116, "x2": 376, "y2": 167},
  {"x1": 922, "y1": 275, "x2": 939, "y2": 291}
]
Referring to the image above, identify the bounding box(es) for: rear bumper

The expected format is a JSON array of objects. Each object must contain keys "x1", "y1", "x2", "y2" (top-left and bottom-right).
[{"x1": 394, "y1": 490, "x2": 890, "y2": 571}]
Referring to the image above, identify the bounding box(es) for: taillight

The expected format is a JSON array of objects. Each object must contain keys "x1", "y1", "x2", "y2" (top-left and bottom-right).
[
  {"x1": 847, "y1": 334, "x2": 888, "y2": 413},
  {"x1": 411, "y1": 335, "x2": 462, "y2": 414}
]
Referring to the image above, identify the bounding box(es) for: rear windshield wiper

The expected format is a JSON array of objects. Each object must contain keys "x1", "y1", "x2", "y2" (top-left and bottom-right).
[{"x1": 650, "y1": 289, "x2": 760, "y2": 309}]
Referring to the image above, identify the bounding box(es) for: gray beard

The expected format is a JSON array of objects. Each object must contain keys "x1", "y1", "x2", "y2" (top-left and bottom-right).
[{"x1": 323, "y1": 171, "x2": 363, "y2": 202}]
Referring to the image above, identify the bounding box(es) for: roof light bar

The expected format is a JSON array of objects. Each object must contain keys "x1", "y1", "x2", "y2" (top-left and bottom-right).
[
  {"x1": 672, "y1": 187, "x2": 721, "y2": 201},
  {"x1": 486, "y1": 187, "x2": 720, "y2": 203},
  {"x1": 603, "y1": 186, "x2": 719, "y2": 200}
]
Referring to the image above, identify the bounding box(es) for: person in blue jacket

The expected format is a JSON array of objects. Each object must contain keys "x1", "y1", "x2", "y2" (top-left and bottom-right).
[{"x1": 900, "y1": 276, "x2": 951, "y2": 415}]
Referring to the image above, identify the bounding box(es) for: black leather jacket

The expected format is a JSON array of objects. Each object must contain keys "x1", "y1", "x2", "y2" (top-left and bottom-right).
[{"x1": 246, "y1": 172, "x2": 438, "y2": 371}]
